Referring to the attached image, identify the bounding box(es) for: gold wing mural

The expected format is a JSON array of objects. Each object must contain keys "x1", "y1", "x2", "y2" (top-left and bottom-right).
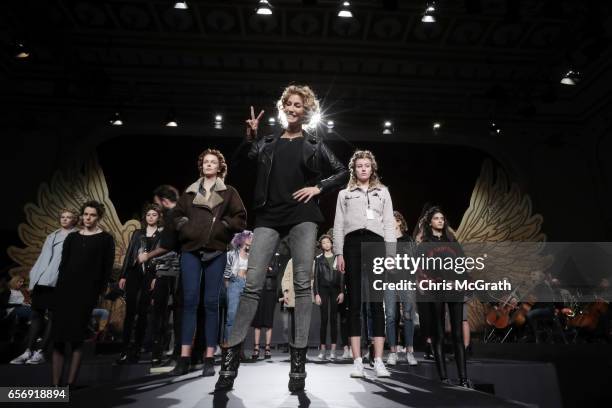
[
  {"x1": 456, "y1": 160, "x2": 554, "y2": 330},
  {"x1": 7, "y1": 155, "x2": 141, "y2": 278}
]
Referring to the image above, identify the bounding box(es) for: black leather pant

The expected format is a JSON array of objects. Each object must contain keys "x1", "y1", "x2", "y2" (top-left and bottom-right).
[{"x1": 421, "y1": 301, "x2": 467, "y2": 380}]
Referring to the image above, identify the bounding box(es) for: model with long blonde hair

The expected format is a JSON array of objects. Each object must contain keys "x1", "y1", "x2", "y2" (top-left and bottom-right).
[{"x1": 333, "y1": 149, "x2": 396, "y2": 379}]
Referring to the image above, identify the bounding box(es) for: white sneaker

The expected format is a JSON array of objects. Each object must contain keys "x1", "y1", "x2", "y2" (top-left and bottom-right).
[
  {"x1": 341, "y1": 348, "x2": 351, "y2": 359},
  {"x1": 406, "y1": 352, "x2": 418, "y2": 366},
  {"x1": 26, "y1": 350, "x2": 46, "y2": 365},
  {"x1": 386, "y1": 352, "x2": 398, "y2": 366},
  {"x1": 374, "y1": 358, "x2": 391, "y2": 378},
  {"x1": 317, "y1": 351, "x2": 327, "y2": 361},
  {"x1": 214, "y1": 346, "x2": 222, "y2": 357},
  {"x1": 350, "y1": 358, "x2": 365, "y2": 378},
  {"x1": 10, "y1": 349, "x2": 31, "y2": 365},
  {"x1": 328, "y1": 351, "x2": 337, "y2": 361}
]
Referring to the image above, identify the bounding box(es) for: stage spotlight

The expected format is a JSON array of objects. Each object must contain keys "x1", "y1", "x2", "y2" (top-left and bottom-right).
[
  {"x1": 382, "y1": 121, "x2": 393, "y2": 135},
  {"x1": 14, "y1": 42, "x2": 30, "y2": 59},
  {"x1": 109, "y1": 112, "x2": 123, "y2": 126},
  {"x1": 560, "y1": 69, "x2": 581, "y2": 86},
  {"x1": 268, "y1": 117, "x2": 276, "y2": 126},
  {"x1": 338, "y1": 1, "x2": 353, "y2": 18},
  {"x1": 422, "y1": 2, "x2": 437, "y2": 23},
  {"x1": 214, "y1": 114, "x2": 223, "y2": 129},
  {"x1": 489, "y1": 122, "x2": 501, "y2": 135},
  {"x1": 256, "y1": 0, "x2": 273, "y2": 15},
  {"x1": 310, "y1": 112, "x2": 322, "y2": 127},
  {"x1": 174, "y1": 1, "x2": 188, "y2": 10},
  {"x1": 326, "y1": 120, "x2": 335, "y2": 133},
  {"x1": 433, "y1": 122, "x2": 441, "y2": 130}
]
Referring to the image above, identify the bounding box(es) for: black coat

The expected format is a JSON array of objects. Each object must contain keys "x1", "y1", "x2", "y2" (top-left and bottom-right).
[
  {"x1": 239, "y1": 130, "x2": 348, "y2": 210},
  {"x1": 53, "y1": 231, "x2": 115, "y2": 342}
]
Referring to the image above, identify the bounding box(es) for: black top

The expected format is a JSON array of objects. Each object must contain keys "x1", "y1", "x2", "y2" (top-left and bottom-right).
[
  {"x1": 255, "y1": 137, "x2": 324, "y2": 228},
  {"x1": 160, "y1": 207, "x2": 179, "y2": 251}
]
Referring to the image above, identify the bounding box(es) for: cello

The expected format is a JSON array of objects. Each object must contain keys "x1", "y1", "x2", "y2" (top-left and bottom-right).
[{"x1": 486, "y1": 295, "x2": 518, "y2": 329}]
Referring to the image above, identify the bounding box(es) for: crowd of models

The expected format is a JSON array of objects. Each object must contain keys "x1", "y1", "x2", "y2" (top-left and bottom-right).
[{"x1": 5, "y1": 84, "x2": 482, "y2": 391}]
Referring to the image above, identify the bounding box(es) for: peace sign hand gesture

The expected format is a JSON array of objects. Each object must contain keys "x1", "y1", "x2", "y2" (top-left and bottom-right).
[{"x1": 246, "y1": 106, "x2": 265, "y2": 140}]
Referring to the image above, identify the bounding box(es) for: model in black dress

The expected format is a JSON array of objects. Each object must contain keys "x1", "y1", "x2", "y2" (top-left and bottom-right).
[{"x1": 52, "y1": 200, "x2": 115, "y2": 387}]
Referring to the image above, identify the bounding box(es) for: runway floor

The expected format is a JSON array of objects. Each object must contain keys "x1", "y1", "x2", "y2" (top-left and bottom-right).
[{"x1": 64, "y1": 352, "x2": 529, "y2": 408}]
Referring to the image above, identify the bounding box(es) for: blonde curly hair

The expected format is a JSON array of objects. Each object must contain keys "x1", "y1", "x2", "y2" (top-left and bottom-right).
[
  {"x1": 393, "y1": 211, "x2": 408, "y2": 234},
  {"x1": 276, "y1": 84, "x2": 320, "y2": 130},
  {"x1": 347, "y1": 150, "x2": 381, "y2": 189},
  {"x1": 197, "y1": 148, "x2": 228, "y2": 180},
  {"x1": 58, "y1": 208, "x2": 78, "y2": 223}
]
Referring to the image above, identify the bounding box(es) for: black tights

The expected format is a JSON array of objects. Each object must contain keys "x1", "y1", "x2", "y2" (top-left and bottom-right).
[
  {"x1": 424, "y1": 302, "x2": 467, "y2": 381},
  {"x1": 52, "y1": 341, "x2": 84, "y2": 386},
  {"x1": 27, "y1": 308, "x2": 52, "y2": 351}
]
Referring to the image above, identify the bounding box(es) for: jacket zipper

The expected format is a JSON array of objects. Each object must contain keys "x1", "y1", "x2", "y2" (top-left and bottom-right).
[
  {"x1": 262, "y1": 148, "x2": 274, "y2": 208},
  {"x1": 204, "y1": 216, "x2": 216, "y2": 247}
]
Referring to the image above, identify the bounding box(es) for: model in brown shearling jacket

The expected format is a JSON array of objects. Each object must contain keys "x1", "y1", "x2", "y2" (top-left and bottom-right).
[{"x1": 174, "y1": 178, "x2": 247, "y2": 252}]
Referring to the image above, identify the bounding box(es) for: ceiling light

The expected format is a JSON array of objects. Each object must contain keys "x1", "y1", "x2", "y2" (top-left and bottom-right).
[
  {"x1": 109, "y1": 112, "x2": 123, "y2": 126},
  {"x1": 560, "y1": 69, "x2": 581, "y2": 86},
  {"x1": 165, "y1": 110, "x2": 178, "y2": 127},
  {"x1": 489, "y1": 122, "x2": 501, "y2": 135},
  {"x1": 383, "y1": 121, "x2": 393, "y2": 135},
  {"x1": 256, "y1": 0, "x2": 273, "y2": 15},
  {"x1": 214, "y1": 114, "x2": 223, "y2": 129},
  {"x1": 174, "y1": 1, "x2": 188, "y2": 10},
  {"x1": 422, "y1": 2, "x2": 437, "y2": 23},
  {"x1": 14, "y1": 42, "x2": 30, "y2": 59},
  {"x1": 338, "y1": 1, "x2": 353, "y2": 18}
]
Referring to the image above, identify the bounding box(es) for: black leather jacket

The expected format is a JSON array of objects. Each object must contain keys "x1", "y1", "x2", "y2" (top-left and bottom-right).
[
  {"x1": 313, "y1": 253, "x2": 344, "y2": 295},
  {"x1": 120, "y1": 228, "x2": 162, "y2": 279},
  {"x1": 241, "y1": 130, "x2": 348, "y2": 210}
]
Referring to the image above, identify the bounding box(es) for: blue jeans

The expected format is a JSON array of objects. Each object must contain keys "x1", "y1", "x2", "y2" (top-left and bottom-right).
[
  {"x1": 384, "y1": 289, "x2": 416, "y2": 348},
  {"x1": 224, "y1": 275, "x2": 246, "y2": 342},
  {"x1": 180, "y1": 251, "x2": 226, "y2": 348}
]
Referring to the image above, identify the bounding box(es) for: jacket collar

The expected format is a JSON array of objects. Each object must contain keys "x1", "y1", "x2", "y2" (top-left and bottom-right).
[
  {"x1": 52, "y1": 228, "x2": 76, "y2": 243},
  {"x1": 348, "y1": 182, "x2": 384, "y2": 192},
  {"x1": 186, "y1": 177, "x2": 227, "y2": 209}
]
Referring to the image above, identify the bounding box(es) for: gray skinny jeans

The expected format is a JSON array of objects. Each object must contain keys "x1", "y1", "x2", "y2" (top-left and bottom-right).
[{"x1": 228, "y1": 222, "x2": 317, "y2": 348}]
